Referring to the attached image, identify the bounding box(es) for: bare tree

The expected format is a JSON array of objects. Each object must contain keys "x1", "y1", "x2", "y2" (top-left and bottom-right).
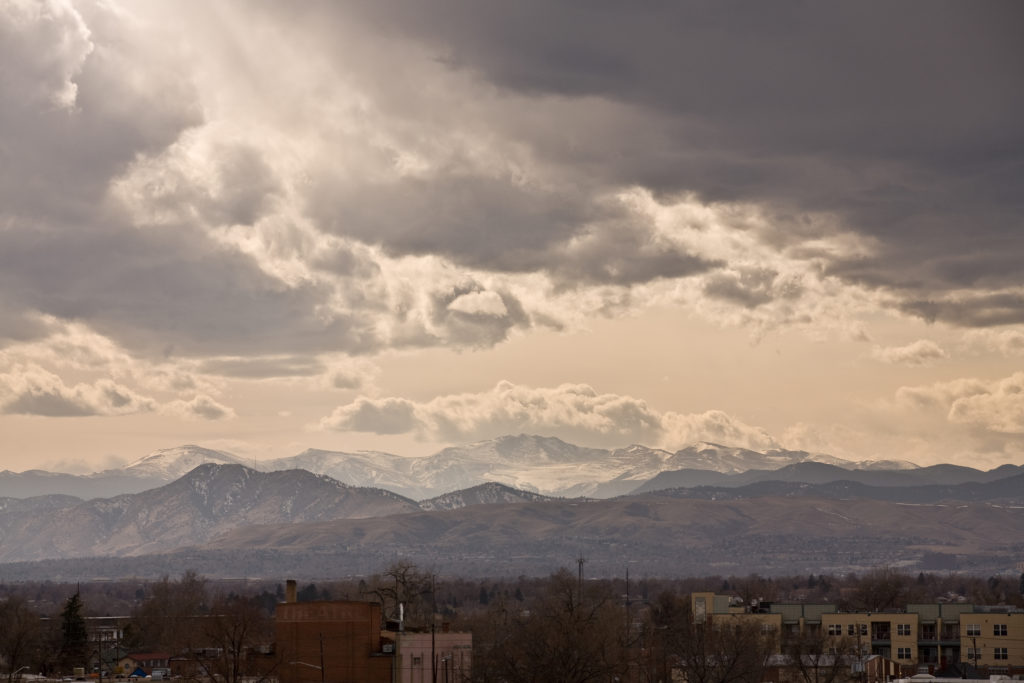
[
  {"x1": 128, "y1": 571, "x2": 208, "y2": 654},
  {"x1": 191, "y1": 594, "x2": 276, "y2": 683},
  {"x1": 0, "y1": 596, "x2": 42, "y2": 682},
  {"x1": 647, "y1": 592, "x2": 772, "y2": 683},
  {"x1": 473, "y1": 568, "x2": 631, "y2": 682},
  {"x1": 847, "y1": 567, "x2": 908, "y2": 612},
  {"x1": 783, "y1": 627, "x2": 856, "y2": 683},
  {"x1": 363, "y1": 561, "x2": 433, "y2": 627}
]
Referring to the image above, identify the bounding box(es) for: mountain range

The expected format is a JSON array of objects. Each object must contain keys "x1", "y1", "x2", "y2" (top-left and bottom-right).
[
  {"x1": 0, "y1": 435, "x2": 925, "y2": 501},
  {"x1": 1, "y1": 435, "x2": 1023, "y2": 579}
]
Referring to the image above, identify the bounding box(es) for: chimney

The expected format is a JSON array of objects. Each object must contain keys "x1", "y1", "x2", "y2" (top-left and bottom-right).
[{"x1": 286, "y1": 579, "x2": 297, "y2": 603}]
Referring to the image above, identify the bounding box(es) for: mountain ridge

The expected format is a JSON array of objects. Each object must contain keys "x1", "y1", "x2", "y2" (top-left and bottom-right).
[{"x1": 0, "y1": 434, "x2": 937, "y2": 501}]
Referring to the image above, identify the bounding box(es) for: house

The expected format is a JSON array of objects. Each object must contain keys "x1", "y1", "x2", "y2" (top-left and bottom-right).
[
  {"x1": 118, "y1": 652, "x2": 171, "y2": 676},
  {"x1": 387, "y1": 626, "x2": 472, "y2": 683}
]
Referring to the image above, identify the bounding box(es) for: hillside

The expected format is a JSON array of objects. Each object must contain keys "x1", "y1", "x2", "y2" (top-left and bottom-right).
[{"x1": 0, "y1": 464, "x2": 419, "y2": 562}]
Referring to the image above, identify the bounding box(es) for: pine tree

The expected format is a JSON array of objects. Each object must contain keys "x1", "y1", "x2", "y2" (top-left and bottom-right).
[{"x1": 60, "y1": 592, "x2": 89, "y2": 673}]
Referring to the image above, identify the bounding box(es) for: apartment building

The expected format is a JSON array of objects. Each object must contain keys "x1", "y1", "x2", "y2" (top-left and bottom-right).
[
  {"x1": 689, "y1": 592, "x2": 1024, "y2": 676},
  {"x1": 959, "y1": 606, "x2": 1024, "y2": 674}
]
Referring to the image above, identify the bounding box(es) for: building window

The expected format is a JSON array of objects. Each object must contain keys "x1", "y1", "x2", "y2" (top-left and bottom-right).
[
  {"x1": 897, "y1": 647, "x2": 912, "y2": 660},
  {"x1": 897, "y1": 624, "x2": 911, "y2": 636},
  {"x1": 966, "y1": 624, "x2": 980, "y2": 636},
  {"x1": 993, "y1": 647, "x2": 1007, "y2": 660},
  {"x1": 848, "y1": 624, "x2": 867, "y2": 636},
  {"x1": 761, "y1": 623, "x2": 776, "y2": 633},
  {"x1": 828, "y1": 624, "x2": 842, "y2": 636},
  {"x1": 966, "y1": 648, "x2": 980, "y2": 661},
  {"x1": 993, "y1": 624, "x2": 1007, "y2": 636}
]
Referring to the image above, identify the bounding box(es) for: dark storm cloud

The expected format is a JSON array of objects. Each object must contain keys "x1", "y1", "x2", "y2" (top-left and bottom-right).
[
  {"x1": 329, "y1": 0, "x2": 1024, "y2": 322},
  {"x1": 307, "y1": 171, "x2": 595, "y2": 272},
  {"x1": 308, "y1": 170, "x2": 720, "y2": 286},
  {"x1": 0, "y1": 1, "x2": 200, "y2": 225},
  {"x1": 901, "y1": 293, "x2": 1024, "y2": 328},
  {"x1": 0, "y1": 221, "x2": 381, "y2": 358}
]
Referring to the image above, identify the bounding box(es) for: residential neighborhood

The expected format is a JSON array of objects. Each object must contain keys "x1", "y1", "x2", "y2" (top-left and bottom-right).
[{"x1": 2, "y1": 570, "x2": 1023, "y2": 682}]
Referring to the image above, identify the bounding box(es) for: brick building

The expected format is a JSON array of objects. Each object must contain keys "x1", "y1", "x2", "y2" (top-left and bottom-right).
[{"x1": 276, "y1": 600, "x2": 393, "y2": 683}]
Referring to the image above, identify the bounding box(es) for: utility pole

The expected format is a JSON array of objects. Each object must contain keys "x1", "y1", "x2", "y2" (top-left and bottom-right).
[
  {"x1": 577, "y1": 554, "x2": 586, "y2": 604},
  {"x1": 625, "y1": 567, "x2": 631, "y2": 638},
  {"x1": 431, "y1": 574, "x2": 437, "y2": 683}
]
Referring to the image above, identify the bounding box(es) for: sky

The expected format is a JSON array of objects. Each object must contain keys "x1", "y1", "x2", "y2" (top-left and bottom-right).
[{"x1": 1, "y1": 0, "x2": 1023, "y2": 473}]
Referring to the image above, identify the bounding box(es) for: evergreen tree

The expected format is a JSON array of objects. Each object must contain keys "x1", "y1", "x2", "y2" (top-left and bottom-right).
[{"x1": 59, "y1": 592, "x2": 88, "y2": 673}]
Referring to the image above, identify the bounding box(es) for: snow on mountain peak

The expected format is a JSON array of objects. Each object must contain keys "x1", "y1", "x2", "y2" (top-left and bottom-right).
[{"x1": 122, "y1": 445, "x2": 245, "y2": 479}]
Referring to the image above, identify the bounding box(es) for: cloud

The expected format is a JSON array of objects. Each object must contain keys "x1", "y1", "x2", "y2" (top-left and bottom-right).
[
  {"x1": 320, "y1": 381, "x2": 778, "y2": 451},
  {"x1": 0, "y1": 365, "x2": 156, "y2": 417},
  {"x1": 447, "y1": 291, "x2": 508, "y2": 317},
  {"x1": 320, "y1": 396, "x2": 418, "y2": 434},
  {"x1": 44, "y1": 452, "x2": 131, "y2": 475},
  {"x1": 964, "y1": 328, "x2": 1024, "y2": 356},
  {"x1": 947, "y1": 372, "x2": 1024, "y2": 434},
  {"x1": 0, "y1": 0, "x2": 92, "y2": 110},
  {"x1": 890, "y1": 372, "x2": 1024, "y2": 436},
  {"x1": 198, "y1": 356, "x2": 326, "y2": 379},
  {"x1": 164, "y1": 394, "x2": 236, "y2": 421},
  {"x1": 702, "y1": 268, "x2": 779, "y2": 309},
  {"x1": 900, "y1": 291, "x2": 1024, "y2": 328},
  {"x1": 318, "y1": 1, "x2": 1024, "y2": 324},
  {"x1": 870, "y1": 340, "x2": 948, "y2": 366},
  {"x1": 10, "y1": 0, "x2": 1009, "y2": 374}
]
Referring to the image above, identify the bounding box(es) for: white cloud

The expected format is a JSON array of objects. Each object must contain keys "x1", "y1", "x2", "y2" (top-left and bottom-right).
[
  {"x1": 322, "y1": 357, "x2": 379, "y2": 391},
  {"x1": 0, "y1": 0, "x2": 93, "y2": 110},
  {"x1": 320, "y1": 381, "x2": 777, "y2": 451},
  {"x1": 870, "y1": 339, "x2": 948, "y2": 366},
  {"x1": 320, "y1": 396, "x2": 418, "y2": 434},
  {"x1": 164, "y1": 394, "x2": 235, "y2": 421},
  {"x1": 660, "y1": 410, "x2": 779, "y2": 452},
  {"x1": 0, "y1": 364, "x2": 156, "y2": 417},
  {"x1": 894, "y1": 377, "x2": 989, "y2": 412},
  {"x1": 947, "y1": 372, "x2": 1024, "y2": 434}
]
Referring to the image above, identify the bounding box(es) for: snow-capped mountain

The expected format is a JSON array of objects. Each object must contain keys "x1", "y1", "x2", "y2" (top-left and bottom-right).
[
  {"x1": 116, "y1": 445, "x2": 247, "y2": 479},
  {"x1": 262, "y1": 448, "x2": 413, "y2": 495},
  {"x1": 0, "y1": 435, "x2": 922, "y2": 501}
]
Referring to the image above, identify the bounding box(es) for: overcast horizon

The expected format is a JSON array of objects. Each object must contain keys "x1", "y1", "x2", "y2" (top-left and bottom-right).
[{"x1": 1, "y1": 1, "x2": 1022, "y2": 474}]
